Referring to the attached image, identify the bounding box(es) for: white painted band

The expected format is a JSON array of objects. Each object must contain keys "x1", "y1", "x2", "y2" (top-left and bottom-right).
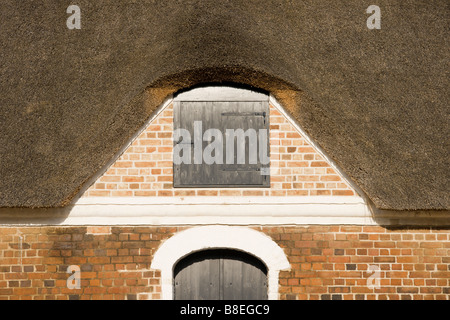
[
  {"x1": 0, "y1": 196, "x2": 376, "y2": 225},
  {"x1": 1, "y1": 196, "x2": 447, "y2": 226}
]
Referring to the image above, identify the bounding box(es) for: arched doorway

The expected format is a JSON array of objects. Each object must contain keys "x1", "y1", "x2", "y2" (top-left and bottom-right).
[
  {"x1": 174, "y1": 249, "x2": 268, "y2": 300},
  {"x1": 150, "y1": 226, "x2": 290, "y2": 300}
]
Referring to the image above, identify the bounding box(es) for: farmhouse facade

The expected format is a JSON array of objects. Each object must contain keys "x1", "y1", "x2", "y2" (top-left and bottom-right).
[
  {"x1": 0, "y1": 1, "x2": 448, "y2": 301},
  {"x1": 1, "y1": 86, "x2": 448, "y2": 300}
]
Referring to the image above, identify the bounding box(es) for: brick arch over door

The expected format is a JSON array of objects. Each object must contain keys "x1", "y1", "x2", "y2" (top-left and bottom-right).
[{"x1": 150, "y1": 226, "x2": 290, "y2": 300}]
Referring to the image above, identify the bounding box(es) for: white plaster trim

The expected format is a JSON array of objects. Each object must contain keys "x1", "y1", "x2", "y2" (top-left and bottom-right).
[
  {"x1": 174, "y1": 86, "x2": 268, "y2": 101},
  {"x1": 75, "y1": 196, "x2": 364, "y2": 205},
  {"x1": 0, "y1": 196, "x2": 379, "y2": 226},
  {"x1": 1, "y1": 202, "x2": 447, "y2": 226},
  {"x1": 150, "y1": 226, "x2": 290, "y2": 300}
]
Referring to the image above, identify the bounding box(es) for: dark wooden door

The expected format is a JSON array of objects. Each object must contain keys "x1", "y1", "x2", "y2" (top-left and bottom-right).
[{"x1": 174, "y1": 249, "x2": 268, "y2": 300}]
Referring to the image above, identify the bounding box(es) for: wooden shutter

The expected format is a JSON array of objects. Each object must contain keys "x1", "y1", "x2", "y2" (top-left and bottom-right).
[{"x1": 173, "y1": 101, "x2": 270, "y2": 187}]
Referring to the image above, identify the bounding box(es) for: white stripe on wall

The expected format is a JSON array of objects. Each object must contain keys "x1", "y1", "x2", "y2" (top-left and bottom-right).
[{"x1": 1, "y1": 196, "x2": 448, "y2": 226}]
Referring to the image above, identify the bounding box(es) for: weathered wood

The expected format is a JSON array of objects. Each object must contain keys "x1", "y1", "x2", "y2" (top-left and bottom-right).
[
  {"x1": 173, "y1": 101, "x2": 270, "y2": 187},
  {"x1": 174, "y1": 249, "x2": 268, "y2": 300}
]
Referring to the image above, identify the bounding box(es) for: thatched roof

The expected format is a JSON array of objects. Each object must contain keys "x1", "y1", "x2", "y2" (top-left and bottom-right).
[{"x1": 0, "y1": 1, "x2": 448, "y2": 210}]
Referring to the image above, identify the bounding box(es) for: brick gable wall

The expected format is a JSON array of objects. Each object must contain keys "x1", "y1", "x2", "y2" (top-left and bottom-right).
[{"x1": 82, "y1": 103, "x2": 356, "y2": 198}]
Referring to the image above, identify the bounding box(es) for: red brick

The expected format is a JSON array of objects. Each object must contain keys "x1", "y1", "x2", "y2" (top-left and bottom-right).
[
  {"x1": 134, "y1": 191, "x2": 157, "y2": 196},
  {"x1": 87, "y1": 190, "x2": 110, "y2": 197},
  {"x1": 114, "y1": 161, "x2": 133, "y2": 168},
  {"x1": 122, "y1": 176, "x2": 144, "y2": 183},
  {"x1": 320, "y1": 175, "x2": 342, "y2": 181},
  {"x1": 106, "y1": 190, "x2": 129, "y2": 196},
  {"x1": 332, "y1": 190, "x2": 354, "y2": 196},
  {"x1": 374, "y1": 241, "x2": 396, "y2": 248},
  {"x1": 310, "y1": 161, "x2": 328, "y2": 167},
  {"x1": 134, "y1": 161, "x2": 156, "y2": 168},
  {"x1": 374, "y1": 256, "x2": 395, "y2": 263},
  {"x1": 420, "y1": 242, "x2": 443, "y2": 248},
  {"x1": 87, "y1": 226, "x2": 111, "y2": 235}
]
